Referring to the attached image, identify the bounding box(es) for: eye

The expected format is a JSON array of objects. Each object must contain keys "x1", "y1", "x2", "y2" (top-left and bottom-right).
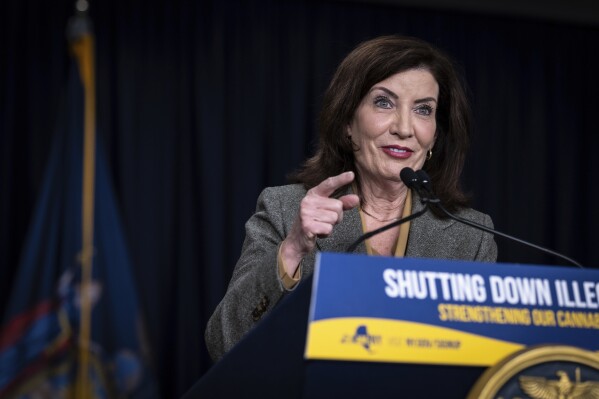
[
  {"x1": 414, "y1": 104, "x2": 434, "y2": 116},
  {"x1": 374, "y1": 96, "x2": 393, "y2": 109}
]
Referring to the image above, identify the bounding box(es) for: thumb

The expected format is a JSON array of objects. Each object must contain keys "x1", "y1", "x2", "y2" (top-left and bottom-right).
[{"x1": 339, "y1": 194, "x2": 360, "y2": 211}]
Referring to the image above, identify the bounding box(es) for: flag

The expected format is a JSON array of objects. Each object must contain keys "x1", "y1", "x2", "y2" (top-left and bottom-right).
[{"x1": 0, "y1": 12, "x2": 159, "y2": 399}]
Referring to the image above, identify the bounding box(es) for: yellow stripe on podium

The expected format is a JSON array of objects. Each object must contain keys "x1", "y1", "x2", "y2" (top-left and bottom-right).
[{"x1": 305, "y1": 317, "x2": 524, "y2": 366}]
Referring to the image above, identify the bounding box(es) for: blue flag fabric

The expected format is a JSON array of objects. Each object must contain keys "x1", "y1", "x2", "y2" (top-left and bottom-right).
[{"x1": 0, "y1": 44, "x2": 159, "y2": 399}]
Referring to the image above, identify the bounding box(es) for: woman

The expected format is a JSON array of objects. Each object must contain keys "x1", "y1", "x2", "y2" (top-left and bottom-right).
[{"x1": 205, "y1": 35, "x2": 497, "y2": 361}]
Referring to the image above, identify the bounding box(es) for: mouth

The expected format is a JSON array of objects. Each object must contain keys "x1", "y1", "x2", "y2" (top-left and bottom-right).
[{"x1": 381, "y1": 145, "x2": 413, "y2": 159}]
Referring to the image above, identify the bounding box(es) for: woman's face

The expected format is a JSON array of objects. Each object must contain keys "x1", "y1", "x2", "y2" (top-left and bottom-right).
[{"x1": 347, "y1": 68, "x2": 438, "y2": 185}]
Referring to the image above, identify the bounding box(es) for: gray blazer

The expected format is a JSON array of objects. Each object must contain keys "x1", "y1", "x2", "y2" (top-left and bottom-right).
[{"x1": 205, "y1": 184, "x2": 497, "y2": 361}]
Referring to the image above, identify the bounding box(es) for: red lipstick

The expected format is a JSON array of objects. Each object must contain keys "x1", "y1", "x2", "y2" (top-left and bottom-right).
[{"x1": 381, "y1": 145, "x2": 413, "y2": 159}]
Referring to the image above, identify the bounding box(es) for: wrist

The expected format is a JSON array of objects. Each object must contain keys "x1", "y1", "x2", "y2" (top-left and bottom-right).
[{"x1": 280, "y1": 238, "x2": 305, "y2": 276}]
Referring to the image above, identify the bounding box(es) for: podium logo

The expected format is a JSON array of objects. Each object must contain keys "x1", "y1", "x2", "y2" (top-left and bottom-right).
[
  {"x1": 341, "y1": 325, "x2": 381, "y2": 353},
  {"x1": 519, "y1": 369, "x2": 599, "y2": 399},
  {"x1": 467, "y1": 345, "x2": 599, "y2": 399}
]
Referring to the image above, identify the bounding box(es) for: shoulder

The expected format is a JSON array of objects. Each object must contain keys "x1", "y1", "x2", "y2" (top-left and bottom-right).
[
  {"x1": 412, "y1": 191, "x2": 493, "y2": 228},
  {"x1": 452, "y1": 206, "x2": 494, "y2": 228},
  {"x1": 257, "y1": 184, "x2": 307, "y2": 209},
  {"x1": 414, "y1": 204, "x2": 493, "y2": 234},
  {"x1": 260, "y1": 183, "x2": 307, "y2": 198},
  {"x1": 252, "y1": 184, "x2": 307, "y2": 227},
  {"x1": 408, "y1": 204, "x2": 497, "y2": 261}
]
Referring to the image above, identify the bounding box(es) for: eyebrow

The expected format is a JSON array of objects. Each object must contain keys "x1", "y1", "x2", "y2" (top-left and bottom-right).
[
  {"x1": 415, "y1": 97, "x2": 438, "y2": 104},
  {"x1": 371, "y1": 86, "x2": 438, "y2": 104}
]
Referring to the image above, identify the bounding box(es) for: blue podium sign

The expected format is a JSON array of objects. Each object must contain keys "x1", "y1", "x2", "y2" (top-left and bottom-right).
[{"x1": 305, "y1": 253, "x2": 599, "y2": 366}]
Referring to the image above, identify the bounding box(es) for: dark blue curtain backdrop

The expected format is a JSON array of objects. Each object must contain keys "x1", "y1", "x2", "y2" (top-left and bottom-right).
[{"x1": 2, "y1": 0, "x2": 598, "y2": 397}]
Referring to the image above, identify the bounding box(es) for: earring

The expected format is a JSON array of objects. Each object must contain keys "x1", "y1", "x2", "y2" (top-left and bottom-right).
[{"x1": 426, "y1": 149, "x2": 433, "y2": 160}]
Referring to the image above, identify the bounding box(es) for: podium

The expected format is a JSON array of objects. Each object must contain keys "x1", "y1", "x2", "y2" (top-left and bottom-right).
[
  {"x1": 182, "y1": 276, "x2": 484, "y2": 399},
  {"x1": 182, "y1": 254, "x2": 599, "y2": 398}
]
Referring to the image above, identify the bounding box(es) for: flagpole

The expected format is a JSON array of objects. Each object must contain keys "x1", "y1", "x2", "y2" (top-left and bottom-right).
[{"x1": 68, "y1": 1, "x2": 96, "y2": 397}]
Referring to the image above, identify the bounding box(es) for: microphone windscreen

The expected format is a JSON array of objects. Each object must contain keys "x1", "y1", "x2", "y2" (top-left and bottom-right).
[
  {"x1": 415, "y1": 169, "x2": 432, "y2": 191},
  {"x1": 400, "y1": 167, "x2": 419, "y2": 189}
]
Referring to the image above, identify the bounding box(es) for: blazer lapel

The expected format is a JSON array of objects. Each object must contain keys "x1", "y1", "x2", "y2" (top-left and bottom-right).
[{"x1": 406, "y1": 191, "x2": 456, "y2": 258}]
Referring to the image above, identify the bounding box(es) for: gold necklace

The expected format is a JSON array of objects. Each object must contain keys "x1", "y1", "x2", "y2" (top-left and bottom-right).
[{"x1": 361, "y1": 207, "x2": 401, "y2": 223}]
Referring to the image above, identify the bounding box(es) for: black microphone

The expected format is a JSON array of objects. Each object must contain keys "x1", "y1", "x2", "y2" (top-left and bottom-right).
[
  {"x1": 345, "y1": 167, "x2": 431, "y2": 253},
  {"x1": 399, "y1": 167, "x2": 420, "y2": 192},
  {"x1": 414, "y1": 169, "x2": 583, "y2": 268}
]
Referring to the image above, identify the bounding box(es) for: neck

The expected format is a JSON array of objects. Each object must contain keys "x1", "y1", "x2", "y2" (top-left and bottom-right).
[{"x1": 359, "y1": 179, "x2": 408, "y2": 220}]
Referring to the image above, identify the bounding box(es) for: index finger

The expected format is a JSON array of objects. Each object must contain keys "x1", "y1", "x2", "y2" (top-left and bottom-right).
[{"x1": 311, "y1": 171, "x2": 355, "y2": 198}]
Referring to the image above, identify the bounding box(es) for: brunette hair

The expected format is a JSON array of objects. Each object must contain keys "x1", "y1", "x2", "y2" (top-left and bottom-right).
[{"x1": 291, "y1": 35, "x2": 472, "y2": 212}]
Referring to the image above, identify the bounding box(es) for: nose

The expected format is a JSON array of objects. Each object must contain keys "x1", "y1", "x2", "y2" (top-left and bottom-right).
[{"x1": 390, "y1": 109, "x2": 413, "y2": 138}]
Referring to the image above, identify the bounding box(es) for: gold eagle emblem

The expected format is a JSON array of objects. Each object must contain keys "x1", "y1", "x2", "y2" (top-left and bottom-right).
[{"x1": 519, "y1": 368, "x2": 599, "y2": 399}]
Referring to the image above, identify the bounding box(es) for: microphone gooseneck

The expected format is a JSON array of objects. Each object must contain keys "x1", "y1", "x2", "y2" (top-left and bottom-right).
[
  {"x1": 346, "y1": 167, "x2": 583, "y2": 268},
  {"x1": 413, "y1": 170, "x2": 583, "y2": 268}
]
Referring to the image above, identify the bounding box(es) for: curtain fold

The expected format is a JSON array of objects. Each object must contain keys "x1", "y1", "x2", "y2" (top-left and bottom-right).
[{"x1": 2, "y1": 0, "x2": 598, "y2": 396}]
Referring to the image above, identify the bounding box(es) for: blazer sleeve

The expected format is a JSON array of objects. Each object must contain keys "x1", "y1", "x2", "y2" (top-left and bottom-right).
[{"x1": 204, "y1": 187, "x2": 292, "y2": 362}]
